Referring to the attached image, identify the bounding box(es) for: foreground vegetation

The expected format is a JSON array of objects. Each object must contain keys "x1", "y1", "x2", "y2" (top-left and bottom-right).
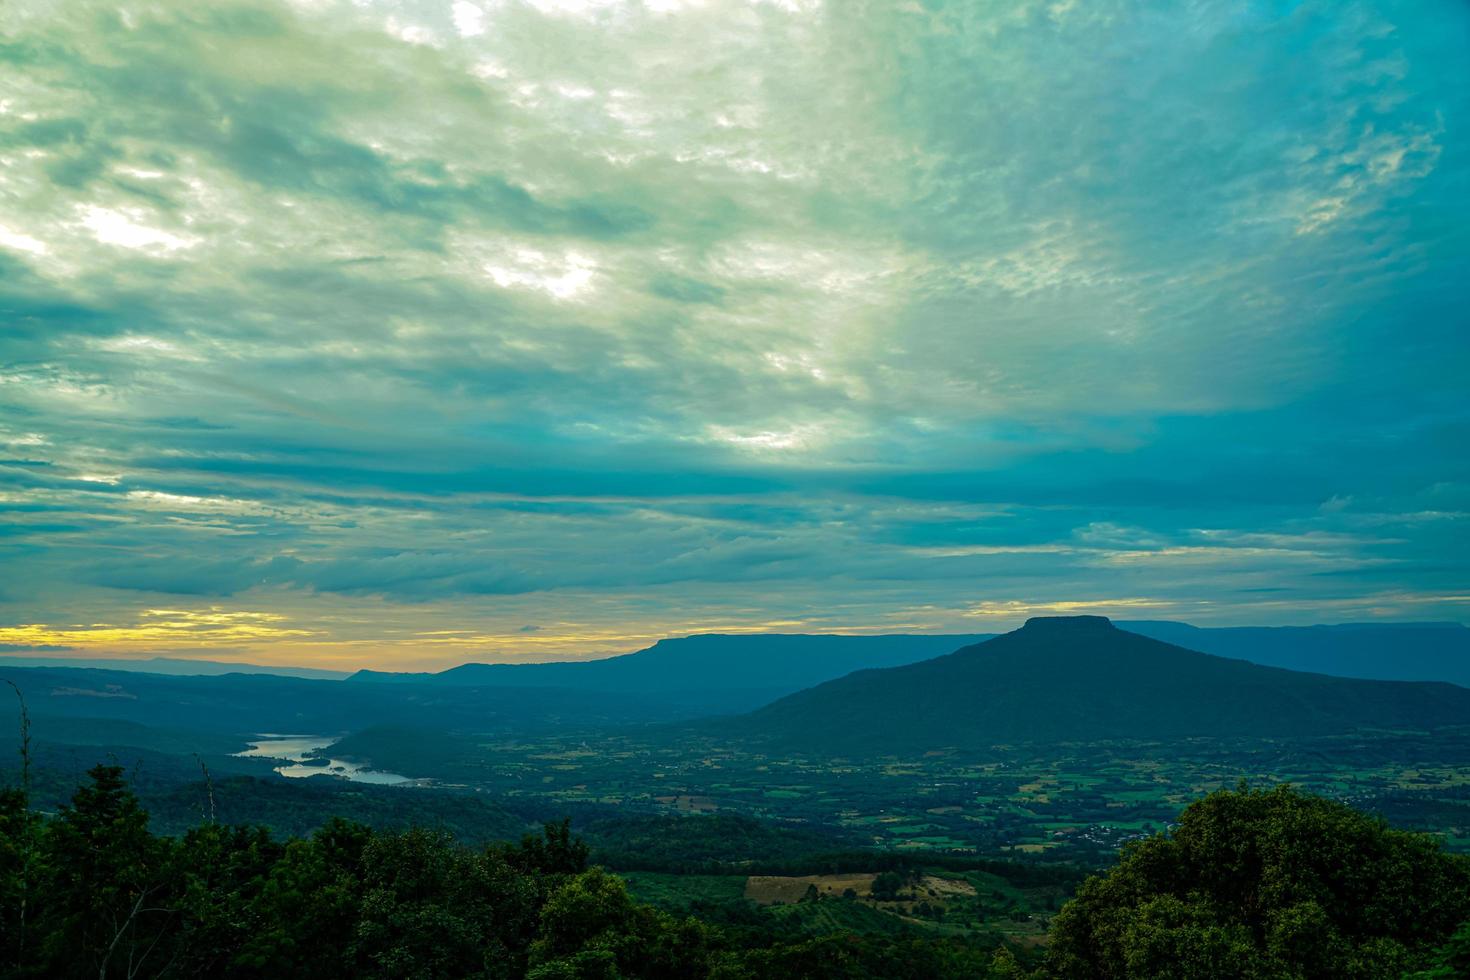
[
  {"x1": 1, "y1": 763, "x2": 1468, "y2": 978},
  {"x1": 1049, "y1": 785, "x2": 1470, "y2": 978},
  {"x1": 0, "y1": 764, "x2": 1031, "y2": 979}
]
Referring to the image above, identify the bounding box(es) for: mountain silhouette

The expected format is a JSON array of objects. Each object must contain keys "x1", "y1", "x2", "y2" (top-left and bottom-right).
[
  {"x1": 730, "y1": 616, "x2": 1470, "y2": 756},
  {"x1": 1119, "y1": 620, "x2": 1470, "y2": 687},
  {"x1": 349, "y1": 633, "x2": 991, "y2": 713}
]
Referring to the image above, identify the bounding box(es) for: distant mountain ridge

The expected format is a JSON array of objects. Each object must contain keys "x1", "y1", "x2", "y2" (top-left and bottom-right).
[
  {"x1": 727, "y1": 616, "x2": 1470, "y2": 757},
  {"x1": 350, "y1": 620, "x2": 1470, "y2": 701},
  {"x1": 0, "y1": 665, "x2": 695, "y2": 736},
  {"x1": 0, "y1": 654, "x2": 350, "y2": 680},
  {"x1": 1118, "y1": 620, "x2": 1470, "y2": 688},
  {"x1": 15, "y1": 620, "x2": 1465, "y2": 734},
  {"x1": 349, "y1": 633, "x2": 993, "y2": 713}
]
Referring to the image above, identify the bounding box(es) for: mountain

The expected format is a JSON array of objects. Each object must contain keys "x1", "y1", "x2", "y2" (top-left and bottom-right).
[
  {"x1": 0, "y1": 654, "x2": 350, "y2": 680},
  {"x1": 0, "y1": 665, "x2": 699, "y2": 737},
  {"x1": 0, "y1": 635, "x2": 987, "y2": 751},
  {"x1": 348, "y1": 633, "x2": 991, "y2": 713},
  {"x1": 9, "y1": 620, "x2": 1460, "y2": 690},
  {"x1": 1118, "y1": 621, "x2": 1470, "y2": 687},
  {"x1": 729, "y1": 616, "x2": 1470, "y2": 757}
]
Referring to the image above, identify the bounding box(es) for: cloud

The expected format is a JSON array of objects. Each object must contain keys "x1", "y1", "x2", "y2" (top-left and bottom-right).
[{"x1": 0, "y1": 0, "x2": 1466, "y2": 667}]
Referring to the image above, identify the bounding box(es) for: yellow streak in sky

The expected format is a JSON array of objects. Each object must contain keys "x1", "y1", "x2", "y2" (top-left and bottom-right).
[
  {"x1": 961, "y1": 598, "x2": 1181, "y2": 619},
  {"x1": 0, "y1": 607, "x2": 317, "y2": 650}
]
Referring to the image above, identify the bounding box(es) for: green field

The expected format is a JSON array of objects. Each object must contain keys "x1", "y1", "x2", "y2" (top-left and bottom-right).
[
  {"x1": 622, "y1": 872, "x2": 748, "y2": 908},
  {"x1": 347, "y1": 725, "x2": 1470, "y2": 864}
]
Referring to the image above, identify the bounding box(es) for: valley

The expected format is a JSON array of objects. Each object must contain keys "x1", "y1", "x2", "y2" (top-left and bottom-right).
[
  {"x1": 7, "y1": 618, "x2": 1470, "y2": 865},
  {"x1": 317, "y1": 725, "x2": 1470, "y2": 861},
  {"x1": 3, "y1": 617, "x2": 1469, "y2": 976}
]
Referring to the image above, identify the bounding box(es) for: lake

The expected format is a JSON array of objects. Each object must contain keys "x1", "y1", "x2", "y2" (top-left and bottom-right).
[{"x1": 235, "y1": 734, "x2": 415, "y2": 786}]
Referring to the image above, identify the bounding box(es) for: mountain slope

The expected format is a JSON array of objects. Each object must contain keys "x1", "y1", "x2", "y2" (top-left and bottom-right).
[
  {"x1": 349, "y1": 633, "x2": 991, "y2": 713},
  {"x1": 0, "y1": 665, "x2": 694, "y2": 736},
  {"x1": 1118, "y1": 621, "x2": 1470, "y2": 687},
  {"x1": 731, "y1": 616, "x2": 1470, "y2": 757},
  {"x1": 0, "y1": 654, "x2": 349, "y2": 680}
]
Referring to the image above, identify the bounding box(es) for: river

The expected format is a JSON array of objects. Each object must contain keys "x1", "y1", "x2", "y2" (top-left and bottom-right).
[{"x1": 234, "y1": 734, "x2": 415, "y2": 786}]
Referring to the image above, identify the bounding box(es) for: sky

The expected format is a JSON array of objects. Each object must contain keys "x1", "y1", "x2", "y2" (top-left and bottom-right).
[{"x1": 0, "y1": 0, "x2": 1467, "y2": 670}]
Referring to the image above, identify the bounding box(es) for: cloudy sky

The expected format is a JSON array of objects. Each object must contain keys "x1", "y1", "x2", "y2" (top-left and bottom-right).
[{"x1": 0, "y1": 0, "x2": 1466, "y2": 669}]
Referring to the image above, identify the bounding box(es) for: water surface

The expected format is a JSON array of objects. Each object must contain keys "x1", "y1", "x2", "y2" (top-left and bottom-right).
[{"x1": 235, "y1": 734, "x2": 414, "y2": 786}]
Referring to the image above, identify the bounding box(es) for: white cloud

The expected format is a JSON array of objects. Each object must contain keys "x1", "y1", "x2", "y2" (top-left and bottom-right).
[
  {"x1": 703, "y1": 422, "x2": 832, "y2": 453},
  {"x1": 451, "y1": 1, "x2": 486, "y2": 37},
  {"x1": 78, "y1": 206, "x2": 198, "y2": 252},
  {"x1": 95, "y1": 335, "x2": 201, "y2": 360},
  {"x1": 0, "y1": 224, "x2": 48, "y2": 255},
  {"x1": 384, "y1": 16, "x2": 440, "y2": 46},
  {"x1": 484, "y1": 247, "x2": 598, "y2": 300},
  {"x1": 521, "y1": 0, "x2": 621, "y2": 19}
]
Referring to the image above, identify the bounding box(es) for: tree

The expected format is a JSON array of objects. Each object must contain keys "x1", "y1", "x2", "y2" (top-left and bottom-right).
[
  {"x1": 531, "y1": 868, "x2": 638, "y2": 967},
  {"x1": 871, "y1": 870, "x2": 905, "y2": 901},
  {"x1": 350, "y1": 828, "x2": 509, "y2": 978},
  {"x1": 0, "y1": 785, "x2": 37, "y2": 972},
  {"x1": 39, "y1": 765, "x2": 177, "y2": 980},
  {"x1": 1406, "y1": 919, "x2": 1470, "y2": 979},
  {"x1": 531, "y1": 868, "x2": 715, "y2": 980},
  {"x1": 1048, "y1": 783, "x2": 1470, "y2": 979},
  {"x1": 233, "y1": 818, "x2": 370, "y2": 977},
  {"x1": 168, "y1": 823, "x2": 280, "y2": 978},
  {"x1": 1, "y1": 680, "x2": 37, "y2": 973},
  {"x1": 506, "y1": 819, "x2": 589, "y2": 876}
]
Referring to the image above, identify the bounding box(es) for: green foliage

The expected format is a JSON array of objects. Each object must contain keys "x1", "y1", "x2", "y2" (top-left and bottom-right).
[
  {"x1": 0, "y1": 784, "x2": 38, "y2": 973},
  {"x1": 169, "y1": 822, "x2": 282, "y2": 977},
  {"x1": 151, "y1": 773, "x2": 531, "y2": 844},
  {"x1": 619, "y1": 872, "x2": 748, "y2": 910},
  {"x1": 762, "y1": 896, "x2": 915, "y2": 938},
  {"x1": 582, "y1": 813, "x2": 846, "y2": 872},
  {"x1": 530, "y1": 867, "x2": 718, "y2": 978},
  {"x1": 39, "y1": 764, "x2": 173, "y2": 978},
  {"x1": 4, "y1": 765, "x2": 1461, "y2": 979},
  {"x1": 706, "y1": 934, "x2": 1005, "y2": 980},
  {"x1": 0, "y1": 764, "x2": 1026, "y2": 979},
  {"x1": 1405, "y1": 919, "x2": 1470, "y2": 979},
  {"x1": 506, "y1": 818, "x2": 591, "y2": 875},
  {"x1": 870, "y1": 870, "x2": 906, "y2": 900},
  {"x1": 1047, "y1": 783, "x2": 1470, "y2": 979}
]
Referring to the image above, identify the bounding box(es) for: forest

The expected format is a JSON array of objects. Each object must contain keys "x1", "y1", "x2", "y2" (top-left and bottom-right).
[{"x1": 1, "y1": 765, "x2": 1467, "y2": 979}]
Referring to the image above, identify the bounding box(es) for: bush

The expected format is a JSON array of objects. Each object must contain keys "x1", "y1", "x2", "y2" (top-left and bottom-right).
[
  {"x1": 871, "y1": 870, "x2": 906, "y2": 901},
  {"x1": 1048, "y1": 784, "x2": 1470, "y2": 979}
]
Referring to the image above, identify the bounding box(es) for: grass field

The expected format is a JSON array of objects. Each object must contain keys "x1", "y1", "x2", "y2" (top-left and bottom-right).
[{"x1": 745, "y1": 873, "x2": 878, "y2": 904}]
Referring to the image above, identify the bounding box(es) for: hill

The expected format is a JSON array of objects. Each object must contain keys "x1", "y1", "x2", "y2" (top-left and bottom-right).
[
  {"x1": 729, "y1": 616, "x2": 1470, "y2": 757},
  {"x1": 0, "y1": 665, "x2": 694, "y2": 736},
  {"x1": 348, "y1": 633, "x2": 990, "y2": 713},
  {"x1": 1119, "y1": 620, "x2": 1470, "y2": 687},
  {"x1": 0, "y1": 654, "x2": 350, "y2": 679}
]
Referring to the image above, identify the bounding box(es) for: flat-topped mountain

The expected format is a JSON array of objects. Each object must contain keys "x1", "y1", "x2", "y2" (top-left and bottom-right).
[
  {"x1": 349, "y1": 633, "x2": 991, "y2": 713},
  {"x1": 729, "y1": 616, "x2": 1470, "y2": 756}
]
